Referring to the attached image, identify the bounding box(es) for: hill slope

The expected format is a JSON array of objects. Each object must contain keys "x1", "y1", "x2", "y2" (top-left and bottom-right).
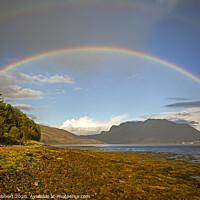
[
  {"x1": 40, "y1": 125, "x2": 103, "y2": 145},
  {"x1": 85, "y1": 119, "x2": 200, "y2": 144}
]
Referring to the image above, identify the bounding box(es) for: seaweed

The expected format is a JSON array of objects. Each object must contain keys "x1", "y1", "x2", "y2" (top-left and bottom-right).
[{"x1": 0, "y1": 145, "x2": 199, "y2": 199}]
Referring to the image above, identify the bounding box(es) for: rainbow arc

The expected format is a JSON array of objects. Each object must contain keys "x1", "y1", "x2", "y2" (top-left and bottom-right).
[{"x1": 0, "y1": 46, "x2": 199, "y2": 84}]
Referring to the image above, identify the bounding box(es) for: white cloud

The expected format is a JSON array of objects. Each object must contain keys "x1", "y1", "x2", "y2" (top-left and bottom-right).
[
  {"x1": 0, "y1": 71, "x2": 74, "y2": 100},
  {"x1": 73, "y1": 87, "x2": 91, "y2": 92},
  {"x1": 54, "y1": 89, "x2": 65, "y2": 94},
  {"x1": 39, "y1": 122, "x2": 50, "y2": 126},
  {"x1": 13, "y1": 103, "x2": 34, "y2": 111},
  {"x1": 141, "y1": 108, "x2": 200, "y2": 131},
  {"x1": 0, "y1": 71, "x2": 74, "y2": 85},
  {"x1": 60, "y1": 114, "x2": 129, "y2": 135},
  {"x1": 39, "y1": 74, "x2": 74, "y2": 84},
  {"x1": 73, "y1": 87, "x2": 83, "y2": 91},
  {"x1": 3, "y1": 85, "x2": 43, "y2": 101},
  {"x1": 0, "y1": 71, "x2": 30, "y2": 85}
]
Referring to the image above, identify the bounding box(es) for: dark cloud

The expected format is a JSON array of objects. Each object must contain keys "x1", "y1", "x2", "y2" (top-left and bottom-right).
[
  {"x1": 13, "y1": 104, "x2": 34, "y2": 111},
  {"x1": 0, "y1": 0, "x2": 180, "y2": 61},
  {"x1": 165, "y1": 101, "x2": 200, "y2": 108},
  {"x1": 168, "y1": 97, "x2": 190, "y2": 101},
  {"x1": 174, "y1": 119, "x2": 198, "y2": 125},
  {"x1": 176, "y1": 112, "x2": 190, "y2": 117},
  {"x1": 28, "y1": 114, "x2": 40, "y2": 121}
]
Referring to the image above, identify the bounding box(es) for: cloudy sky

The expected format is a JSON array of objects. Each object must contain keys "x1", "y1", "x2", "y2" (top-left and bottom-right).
[{"x1": 0, "y1": 0, "x2": 200, "y2": 135}]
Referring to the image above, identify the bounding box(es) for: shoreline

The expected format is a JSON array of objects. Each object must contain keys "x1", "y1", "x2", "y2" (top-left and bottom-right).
[
  {"x1": 0, "y1": 144, "x2": 200, "y2": 199},
  {"x1": 52, "y1": 144, "x2": 200, "y2": 164}
]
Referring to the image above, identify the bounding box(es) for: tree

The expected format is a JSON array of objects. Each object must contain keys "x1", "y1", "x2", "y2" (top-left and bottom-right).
[
  {"x1": 0, "y1": 100, "x2": 41, "y2": 141},
  {"x1": 0, "y1": 116, "x2": 4, "y2": 136},
  {"x1": 22, "y1": 126, "x2": 41, "y2": 141},
  {"x1": 8, "y1": 127, "x2": 20, "y2": 139},
  {"x1": 0, "y1": 91, "x2": 4, "y2": 103}
]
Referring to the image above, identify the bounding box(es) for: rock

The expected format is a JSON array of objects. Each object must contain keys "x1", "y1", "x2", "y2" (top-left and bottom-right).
[
  {"x1": 26, "y1": 153, "x2": 33, "y2": 156},
  {"x1": 0, "y1": 136, "x2": 24, "y2": 145}
]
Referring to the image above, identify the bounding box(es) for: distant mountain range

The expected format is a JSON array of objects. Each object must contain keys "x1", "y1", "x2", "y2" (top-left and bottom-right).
[
  {"x1": 40, "y1": 125, "x2": 102, "y2": 145},
  {"x1": 85, "y1": 119, "x2": 200, "y2": 144}
]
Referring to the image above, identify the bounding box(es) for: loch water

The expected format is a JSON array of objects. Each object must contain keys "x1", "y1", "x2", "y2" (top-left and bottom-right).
[{"x1": 53, "y1": 144, "x2": 200, "y2": 156}]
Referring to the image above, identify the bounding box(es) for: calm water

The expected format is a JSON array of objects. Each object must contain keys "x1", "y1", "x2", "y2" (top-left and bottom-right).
[{"x1": 52, "y1": 144, "x2": 200, "y2": 156}]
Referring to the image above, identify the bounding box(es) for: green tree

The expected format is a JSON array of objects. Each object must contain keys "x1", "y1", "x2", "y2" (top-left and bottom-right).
[
  {"x1": 0, "y1": 100, "x2": 41, "y2": 141},
  {"x1": 22, "y1": 127, "x2": 37, "y2": 141},
  {"x1": 8, "y1": 127, "x2": 20, "y2": 139},
  {"x1": 0, "y1": 116, "x2": 4, "y2": 136},
  {"x1": 21, "y1": 126, "x2": 29, "y2": 140}
]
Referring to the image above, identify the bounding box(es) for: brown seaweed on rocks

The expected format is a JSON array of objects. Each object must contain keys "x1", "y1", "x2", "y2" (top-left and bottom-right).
[{"x1": 0, "y1": 145, "x2": 200, "y2": 199}]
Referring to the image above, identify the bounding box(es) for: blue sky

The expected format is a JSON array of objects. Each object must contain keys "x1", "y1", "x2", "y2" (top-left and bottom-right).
[{"x1": 0, "y1": 0, "x2": 200, "y2": 135}]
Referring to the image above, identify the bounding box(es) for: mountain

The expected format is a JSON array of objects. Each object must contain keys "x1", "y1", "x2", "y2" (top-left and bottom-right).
[
  {"x1": 40, "y1": 125, "x2": 103, "y2": 145},
  {"x1": 85, "y1": 119, "x2": 200, "y2": 144}
]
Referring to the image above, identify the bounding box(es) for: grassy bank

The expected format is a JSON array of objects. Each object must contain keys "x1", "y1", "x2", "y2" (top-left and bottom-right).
[{"x1": 0, "y1": 145, "x2": 200, "y2": 199}]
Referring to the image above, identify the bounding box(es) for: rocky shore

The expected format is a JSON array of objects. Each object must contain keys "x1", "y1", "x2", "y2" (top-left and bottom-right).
[{"x1": 0, "y1": 145, "x2": 200, "y2": 199}]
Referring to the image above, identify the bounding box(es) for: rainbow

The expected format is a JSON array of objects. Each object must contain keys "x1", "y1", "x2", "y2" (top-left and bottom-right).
[{"x1": 1, "y1": 46, "x2": 200, "y2": 84}]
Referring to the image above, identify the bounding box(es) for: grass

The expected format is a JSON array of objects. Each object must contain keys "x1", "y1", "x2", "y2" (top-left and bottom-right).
[{"x1": 0, "y1": 145, "x2": 199, "y2": 199}]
